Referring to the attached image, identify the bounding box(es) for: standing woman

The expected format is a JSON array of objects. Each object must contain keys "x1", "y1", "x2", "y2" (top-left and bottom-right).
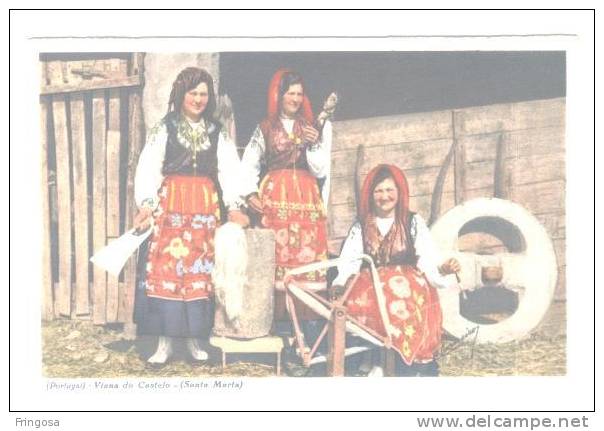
[
  {"x1": 133, "y1": 67, "x2": 247, "y2": 367},
  {"x1": 332, "y1": 164, "x2": 460, "y2": 376},
  {"x1": 241, "y1": 68, "x2": 331, "y2": 326}
]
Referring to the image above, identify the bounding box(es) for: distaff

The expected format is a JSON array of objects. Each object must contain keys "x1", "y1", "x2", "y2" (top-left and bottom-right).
[{"x1": 240, "y1": 68, "x2": 332, "y2": 328}]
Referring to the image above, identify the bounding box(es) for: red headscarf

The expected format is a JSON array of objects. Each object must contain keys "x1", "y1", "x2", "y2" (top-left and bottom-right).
[
  {"x1": 359, "y1": 164, "x2": 412, "y2": 266},
  {"x1": 266, "y1": 68, "x2": 314, "y2": 123}
]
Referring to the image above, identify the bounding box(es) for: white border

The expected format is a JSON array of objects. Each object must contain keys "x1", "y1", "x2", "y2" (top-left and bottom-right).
[{"x1": 8, "y1": 8, "x2": 596, "y2": 420}]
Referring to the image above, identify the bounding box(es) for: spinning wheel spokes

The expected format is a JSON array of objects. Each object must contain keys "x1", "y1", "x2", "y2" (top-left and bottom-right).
[{"x1": 284, "y1": 255, "x2": 390, "y2": 368}]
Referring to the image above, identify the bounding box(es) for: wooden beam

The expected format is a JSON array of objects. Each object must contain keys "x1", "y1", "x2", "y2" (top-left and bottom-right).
[
  {"x1": 91, "y1": 90, "x2": 108, "y2": 325},
  {"x1": 40, "y1": 99, "x2": 54, "y2": 321},
  {"x1": 40, "y1": 75, "x2": 141, "y2": 96},
  {"x1": 119, "y1": 87, "x2": 144, "y2": 327},
  {"x1": 51, "y1": 95, "x2": 72, "y2": 317},
  {"x1": 453, "y1": 111, "x2": 467, "y2": 205},
  {"x1": 106, "y1": 88, "x2": 121, "y2": 323},
  {"x1": 70, "y1": 93, "x2": 90, "y2": 316},
  {"x1": 327, "y1": 305, "x2": 347, "y2": 377}
]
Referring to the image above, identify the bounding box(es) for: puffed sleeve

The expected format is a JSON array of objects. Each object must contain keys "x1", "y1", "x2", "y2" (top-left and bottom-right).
[
  {"x1": 240, "y1": 125, "x2": 266, "y2": 198},
  {"x1": 412, "y1": 214, "x2": 456, "y2": 289},
  {"x1": 216, "y1": 129, "x2": 244, "y2": 211},
  {"x1": 333, "y1": 221, "x2": 364, "y2": 286},
  {"x1": 134, "y1": 121, "x2": 167, "y2": 209},
  {"x1": 306, "y1": 119, "x2": 331, "y2": 180}
]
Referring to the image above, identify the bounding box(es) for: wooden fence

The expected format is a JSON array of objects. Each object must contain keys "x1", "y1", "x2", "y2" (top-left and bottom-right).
[{"x1": 40, "y1": 53, "x2": 145, "y2": 324}]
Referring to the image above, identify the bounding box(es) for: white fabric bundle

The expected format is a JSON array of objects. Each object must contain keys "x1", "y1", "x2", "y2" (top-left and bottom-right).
[{"x1": 212, "y1": 222, "x2": 249, "y2": 322}]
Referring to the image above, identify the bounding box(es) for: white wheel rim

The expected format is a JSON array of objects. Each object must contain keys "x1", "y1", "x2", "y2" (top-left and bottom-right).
[{"x1": 431, "y1": 198, "x2": 558, "y2": 343}]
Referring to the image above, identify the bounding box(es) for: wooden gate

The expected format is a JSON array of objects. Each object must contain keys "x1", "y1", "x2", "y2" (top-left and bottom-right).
[{"x1": 40, "y1": 53, "x2": 145, "y2": 326}]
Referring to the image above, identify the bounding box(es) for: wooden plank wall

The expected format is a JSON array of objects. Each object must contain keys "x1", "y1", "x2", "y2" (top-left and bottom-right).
[
  {"x1": 40, "y1": 54, "x2": 144, "y2": 322},
  {"x1": 328, "y1": 97, "x2": 566, "y2": 300}
]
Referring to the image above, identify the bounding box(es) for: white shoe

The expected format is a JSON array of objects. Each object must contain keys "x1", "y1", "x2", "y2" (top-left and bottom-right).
[
  {"x1": 147, "y1": 336, "x2": 173, "y2": 366},
  {"x1": 367, "y1": 365, "x2": 384, "y2": 377},
  {"x1": 186, "y1": 338, "x2": 208, "y2": 362}
]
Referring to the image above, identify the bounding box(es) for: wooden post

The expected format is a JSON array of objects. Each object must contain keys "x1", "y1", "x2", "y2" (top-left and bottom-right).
[
  {"x1": 327, "y1": 304, "x2": 347, "y2": 377},
  {"x1": 120, "y1": 84, "x2": 144, "y2": 330},
  {"x1": 452, "y1": 111, "x2": 466, "y2": 205},
  {"x1": 70, "y1": 93, "x2": 90, "y2": 316},
  {"x1": 92, "y1": 90, "x2": 108, "y2": 324},
  {"x1": 40, "y1": 98, "x2": 54, "y2": 321},
  {"x1": 52, "y1": 95, "x2": 72, "y2": 317},
  {"x1": 382, "y1": 349, "x2": 397, "y2": 376},
  {"x1": 494, "y1": 129, "x2": 511, "y2": 199},
  {"x1": 106, "y1": 88, "x2": 121, "y2": 322}
]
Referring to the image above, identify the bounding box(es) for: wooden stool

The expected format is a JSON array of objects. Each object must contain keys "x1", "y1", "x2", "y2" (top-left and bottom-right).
[{"x1": 210, "y1": 336, "x2": 284, "y2": 375}]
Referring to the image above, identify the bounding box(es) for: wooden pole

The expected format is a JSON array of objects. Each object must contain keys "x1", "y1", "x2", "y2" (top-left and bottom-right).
[
  {"x1": 327, "y1": 305, "x2": 347, "y2": 377},
  {"x1": 40, "y1": 98, "x2": 54, "y2": 321},
  {"x1": 51, "y1": 95, "x2": 72, "y2": 317},
  {"x1": 92, "y1": 90, "x2": 108, "y2": 324},
  {"x1": 452, "y1": 111, "x2": 467, "y2": 205},
  {"x1": 106, "y1": 88, "x2": 121, "y2": 322},
  {"x1": 70, "y1": 93, "x2": 90, "y2": 316},
  {"x1": 120, "y1": 85, "x2": 144, "y2": 330}
]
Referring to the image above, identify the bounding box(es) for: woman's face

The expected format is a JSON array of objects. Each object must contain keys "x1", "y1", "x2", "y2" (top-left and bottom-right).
[
  {"x1": 280, "y1": 83, "x2": 304, "y2": 119},
  {"x1": 181, "y1": 82, "x2": 209, "y2": 121},
  {"x1": 372, "y1": 177, "x2": 399, "y2": 218}
]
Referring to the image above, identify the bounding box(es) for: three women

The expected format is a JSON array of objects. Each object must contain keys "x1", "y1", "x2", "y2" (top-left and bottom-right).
[{"x1": 133, "y1": 66, "x2": 457, "y2": 374}]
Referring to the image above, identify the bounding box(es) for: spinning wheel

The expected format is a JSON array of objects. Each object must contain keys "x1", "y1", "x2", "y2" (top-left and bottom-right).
[
  {"x1": 431, "y1": 198, "x2": 558, "y2": 343},
  {"x1": 283, "y1": 255, "x2": 391, "y2": 372}
]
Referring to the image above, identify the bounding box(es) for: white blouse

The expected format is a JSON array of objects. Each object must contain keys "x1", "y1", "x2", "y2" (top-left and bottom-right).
[
  {"x1": 240, "y1": 119, "x2": 332, "y2": 205},
  {"x1": 333, "y1": 213, "x2": 455, "y2": 290},
  {"x1": 134, "y1": 118, "x2": 243, "y2": 211}
]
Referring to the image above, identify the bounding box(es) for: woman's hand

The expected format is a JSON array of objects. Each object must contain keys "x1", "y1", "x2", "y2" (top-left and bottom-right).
[
  {"x1": 133, "y1": 207, "x2": 154, "y2": 232},
  {"x1": 301, "y1": 125, "x2": 319, "y2": 146},
  {"x1": 439, "y1": 258, "x2": 461, "y2": 276},
  {"x1": 246, "y1": 193, "x2": 264, "y2": 214},
  {"x1": 228, "y1": 210, "x2": 250, "y2": 228}
]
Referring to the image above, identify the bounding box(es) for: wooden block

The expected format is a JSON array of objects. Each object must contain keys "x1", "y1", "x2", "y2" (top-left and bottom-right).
[
  {"x1": 106, "y1": 89, "x2": 121, "y2": 322},
  {"x1": 70, "y1": 94, "x2": 90, "y2": 316},
  {"x1": 333, "y1": 109, "x2": 452, "y2": 150},
  {"x1": 91, "y1": 90, "x2": 108, "y2": 325},
  {"x1": 40, "y1": 99, "x2": 54, "y2": 321},
  {"x1": 52, "y1": 96, "x2": 72, "y2": 317}
]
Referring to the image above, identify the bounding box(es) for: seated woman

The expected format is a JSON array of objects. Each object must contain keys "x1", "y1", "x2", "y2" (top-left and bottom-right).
[{"x1": 332, "y1": 164, "x2": 460, "y2": 376}]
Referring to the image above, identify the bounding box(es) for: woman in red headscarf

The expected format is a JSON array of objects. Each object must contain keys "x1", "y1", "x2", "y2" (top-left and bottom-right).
[
  {"x1": 241, "y1": 69, "x2": 331, "y2": 325},
  {"x1": 332, "y1": 164, "x2": 460, "y2": 376}
]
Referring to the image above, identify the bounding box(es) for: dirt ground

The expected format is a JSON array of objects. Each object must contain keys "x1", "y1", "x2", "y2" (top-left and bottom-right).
[{"x1": 42, "y1": 302, "x2": 566, "y2": 378}]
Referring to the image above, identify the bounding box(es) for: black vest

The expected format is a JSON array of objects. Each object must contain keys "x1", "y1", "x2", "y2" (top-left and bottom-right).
[
  {"x1": 162, "y1": 112, "x2": 222, "y2": 179},
  {"x1": 364, "y1": 211, "x2": 418, "y2": 268}
]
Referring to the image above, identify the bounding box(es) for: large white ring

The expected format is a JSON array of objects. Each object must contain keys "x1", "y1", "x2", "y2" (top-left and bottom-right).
[{"x1": 431, "y1": 198, "x2": 558, "y2": 343}]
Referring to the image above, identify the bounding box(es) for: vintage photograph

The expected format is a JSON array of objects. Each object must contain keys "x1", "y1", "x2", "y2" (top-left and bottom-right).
[{"x1": 39, "y1": 50, "x2": 566, "y2": 379}]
